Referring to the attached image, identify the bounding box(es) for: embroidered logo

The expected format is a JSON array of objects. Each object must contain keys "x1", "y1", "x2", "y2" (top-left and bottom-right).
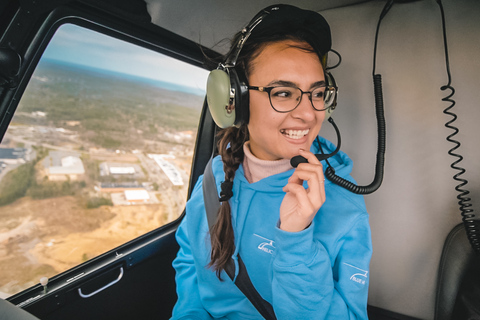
[
  {"x1": 343, "y1": 263, "x2": 368, "y2": 285},
  {"x1": 254, "y1": 234, "x2": 275, "y2": 254}
]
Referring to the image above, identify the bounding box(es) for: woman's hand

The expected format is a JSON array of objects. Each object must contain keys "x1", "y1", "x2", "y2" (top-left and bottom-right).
[{"x1": 280, "y1": 149, "x2": 326, "y2": 232}]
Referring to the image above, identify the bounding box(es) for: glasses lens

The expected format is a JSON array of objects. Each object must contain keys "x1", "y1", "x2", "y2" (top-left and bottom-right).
[
  {"x1": 315, "y1": 86, "x2": 336, "y2": 109},
  {"x1": 268, "y1": 86, "x2": 336, "y2": 112},
  {"x1": 269, "y1": 87, "x2": 301, "y2": 112},
  {"x1": 323, "y1": 87, "x2": 335, "y2": 109}
]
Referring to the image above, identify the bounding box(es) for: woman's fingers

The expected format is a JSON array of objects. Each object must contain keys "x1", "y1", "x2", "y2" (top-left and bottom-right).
[
  {"x1": 285, "y1": 169, "x2": 325, "y2": 210},
  {"x1": 288, "y1": 151, "x2": 326, "y2": 206},
  {"x1": 280, "y1": 150, "x2": 327, "y2": 232},
  {"x1": 298, "y1": 148, "x2": 321, "y2": 164}
]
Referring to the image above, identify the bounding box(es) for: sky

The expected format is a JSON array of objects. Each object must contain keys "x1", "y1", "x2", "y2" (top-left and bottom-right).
[{"x1": 42, "y1": 24, "x2": 209, "y2": 92}]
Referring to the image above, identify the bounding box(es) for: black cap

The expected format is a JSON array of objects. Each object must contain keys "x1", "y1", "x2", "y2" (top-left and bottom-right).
[{"x1": 249, "y1": 4, "x2": 332, "y2": 56}]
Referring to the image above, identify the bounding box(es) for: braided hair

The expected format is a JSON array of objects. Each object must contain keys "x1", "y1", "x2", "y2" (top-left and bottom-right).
[{"x1": 208, "y1": 125, "x2": 248, "y2": 278}]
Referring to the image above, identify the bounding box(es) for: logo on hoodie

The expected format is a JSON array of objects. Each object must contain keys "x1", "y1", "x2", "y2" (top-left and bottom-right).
[
  {"x1": 254, "y1": 234, "x2": 275, "y2": 254},
  {"x1": 343, "y1": 263, "x2": 368, "y2": 285}
]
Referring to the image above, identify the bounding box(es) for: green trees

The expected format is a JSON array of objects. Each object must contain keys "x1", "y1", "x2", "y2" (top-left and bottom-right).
[{"x1": 0, "y1": 163, "x2": 34, "y2": 206}]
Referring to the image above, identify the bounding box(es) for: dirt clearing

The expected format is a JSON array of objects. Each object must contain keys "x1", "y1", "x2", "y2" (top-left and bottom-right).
[{"x1": 0, "y1": 195, "x2": 176, "y2": 298}]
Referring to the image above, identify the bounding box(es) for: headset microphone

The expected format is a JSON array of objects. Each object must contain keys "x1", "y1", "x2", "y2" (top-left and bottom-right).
[{"x1": 290, "y1": 117, "x2": 341, "y2": 167}]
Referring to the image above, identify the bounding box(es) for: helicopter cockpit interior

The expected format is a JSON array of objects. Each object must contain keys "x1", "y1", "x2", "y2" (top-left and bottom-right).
[{"x1": 0, "y1": 0, "x2": 479, "y2": 319}]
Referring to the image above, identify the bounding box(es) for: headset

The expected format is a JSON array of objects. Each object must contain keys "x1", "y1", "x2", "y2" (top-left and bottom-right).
[
  {"x1": 206, "y1": 5, "x2": 338, "y2": 129},
  {"x1": 206, "y1": 4, "x2": 386, "y2": 195}
]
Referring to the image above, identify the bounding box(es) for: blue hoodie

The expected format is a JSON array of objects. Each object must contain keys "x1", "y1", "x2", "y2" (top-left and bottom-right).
[{"x1": 171, "y1": 137, "x2": 372, "y2": 320}]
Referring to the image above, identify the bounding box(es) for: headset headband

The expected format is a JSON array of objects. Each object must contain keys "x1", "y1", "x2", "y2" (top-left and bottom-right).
[
  {"x1": 224, "y1": 8, "x2": 275, "y2": 68},
  {"x1": 206, "y1": 4, "x2": 336, "y2": 128}
]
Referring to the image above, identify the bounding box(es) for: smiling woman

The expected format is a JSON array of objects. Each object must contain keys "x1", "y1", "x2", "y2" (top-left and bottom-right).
[
  {"x1": 1, "y1": 0, "x2": 479, "y2": 319},
  {"x1": 171, "y1": 4, "x2": 371, "y2": 319}
]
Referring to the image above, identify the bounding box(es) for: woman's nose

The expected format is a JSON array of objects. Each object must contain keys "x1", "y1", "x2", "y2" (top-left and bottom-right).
[{"x1": 290, "y1": 92, "x2": 316, "y2": 121}]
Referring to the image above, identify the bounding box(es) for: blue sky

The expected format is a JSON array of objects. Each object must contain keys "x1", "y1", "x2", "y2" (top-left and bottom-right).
[{"x1": 42, "y1": 24, "x2": 209, "y2": 92}]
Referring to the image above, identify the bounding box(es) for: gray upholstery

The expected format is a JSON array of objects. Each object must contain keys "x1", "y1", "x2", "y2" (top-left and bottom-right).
[
  {"x1": 0, "y1": 299, "x2": 39, "y2": 320},
  {"x1": 435, "y1": 223, "x2": 477, "y2": 320}
]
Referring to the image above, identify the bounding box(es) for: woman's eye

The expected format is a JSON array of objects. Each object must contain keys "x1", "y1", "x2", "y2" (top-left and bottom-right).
[
  {"x1": 276, "y1": 91, "x2": 290, "y2": 98},
  {"x1": 272, "y1": 88, "x2": 294, "y2": 98},
  {"x1": 312, "y1": 89, "x2": 325, "y2": 99}
]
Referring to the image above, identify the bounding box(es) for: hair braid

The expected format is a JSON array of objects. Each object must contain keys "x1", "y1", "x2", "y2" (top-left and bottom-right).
[{"x1": 208, "y1": 125, "x2": 249, "y2": 279}]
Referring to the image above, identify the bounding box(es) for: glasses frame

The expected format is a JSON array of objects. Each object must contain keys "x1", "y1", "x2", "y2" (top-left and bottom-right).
[{"x1": 248, "y1": 85, "x2": 337, "y2": 113}]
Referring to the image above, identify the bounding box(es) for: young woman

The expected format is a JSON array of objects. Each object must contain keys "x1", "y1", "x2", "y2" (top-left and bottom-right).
[{"x1": 171, "y1": 4, "x2": 371, "y2": 319}]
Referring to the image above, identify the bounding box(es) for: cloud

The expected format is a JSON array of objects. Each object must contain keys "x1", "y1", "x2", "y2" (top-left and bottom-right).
[{"x1": 43, "y1": 23, "x2": 208, "y2": 90}]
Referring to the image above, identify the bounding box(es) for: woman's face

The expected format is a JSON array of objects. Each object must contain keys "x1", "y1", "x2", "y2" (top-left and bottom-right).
[{"x1": 247, "y1": 40, "x2": 326, "y2": 161}]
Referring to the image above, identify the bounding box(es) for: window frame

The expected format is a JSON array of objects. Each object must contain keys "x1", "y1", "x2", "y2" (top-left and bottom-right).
[{"x1": 0, "y1": 2, "x2": 217, "y2": 314}]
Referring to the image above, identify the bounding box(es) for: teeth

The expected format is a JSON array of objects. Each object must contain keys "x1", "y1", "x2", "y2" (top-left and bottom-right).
[{"x1": 281, "y1": 129, "x2": 309, "y2": 139}]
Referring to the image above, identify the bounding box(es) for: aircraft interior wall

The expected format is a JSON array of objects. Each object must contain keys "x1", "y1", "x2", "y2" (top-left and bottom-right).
[{"x1": 321, "y1": 0, "x2": 480, "y2": 318}]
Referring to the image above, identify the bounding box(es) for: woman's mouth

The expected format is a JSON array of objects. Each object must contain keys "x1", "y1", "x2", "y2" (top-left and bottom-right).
[{"x1": 280, "y1": 129, "x2": 309, "y2": 140}]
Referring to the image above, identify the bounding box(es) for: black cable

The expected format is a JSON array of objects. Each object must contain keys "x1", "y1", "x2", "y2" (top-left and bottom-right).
[
  {"x1": 324, "y1": 74, "x2": 386, "y2": 194},
  {"x1": 436, "y1": 0, "x2": 480, "y2": 254},
  {"x1": 326, "y1": 49, "x2": 342, "y2": 70},
  {"x1": 373, "y1": 0, "x2": 394, "y2": 76},
  {"x1": 323, "y1": 0, "x2": 391, "y2": 195}
]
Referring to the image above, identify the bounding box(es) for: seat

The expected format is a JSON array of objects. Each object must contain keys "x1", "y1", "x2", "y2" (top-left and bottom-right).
[
  {"x1": 435, "y1": 222, "x2": 480, "y2": 320},
  {"x1": 0, "y1": 299, "x2": 40, "y2": 320}
]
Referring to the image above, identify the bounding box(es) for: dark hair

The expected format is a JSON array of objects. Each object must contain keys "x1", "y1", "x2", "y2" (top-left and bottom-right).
[
  {"x1": 207, "y1": 125, "x2": 248, "y2": 278},
  {"x1": 208, "y1": 6, "x2": 331, "y2": 279}
]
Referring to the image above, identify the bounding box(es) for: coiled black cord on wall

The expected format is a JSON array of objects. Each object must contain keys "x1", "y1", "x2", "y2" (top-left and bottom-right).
[
  {"x1": 323, "y1": 0, "x2": 391, "y2": 195},
  {"x1": 324, "y1": 75, "x2": 386, "y2": 194},
  {"x1": 436, "y1": 0, "x2": 480, "y2": 254}
]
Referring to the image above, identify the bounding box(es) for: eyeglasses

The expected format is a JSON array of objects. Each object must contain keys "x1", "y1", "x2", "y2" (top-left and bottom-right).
[{"x1": 248, "y1": 85, "x2": 337, "y2": 113}]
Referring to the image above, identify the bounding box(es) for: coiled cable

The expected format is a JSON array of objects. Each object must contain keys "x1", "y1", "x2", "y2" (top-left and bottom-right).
[
  {"x1": 436, "y1": 0, "x2": 480, "y2": 253},
  {"x1": 323, "y1": 0, "x2": 391, "y2": 194},
  {"x1": 324, "y1": 75, "x2": 386, "y2": 194}
]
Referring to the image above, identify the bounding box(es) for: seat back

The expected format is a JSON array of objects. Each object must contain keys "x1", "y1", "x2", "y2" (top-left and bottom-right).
[
  {"x1": 0, "y1": 299, "x2": 40, "y2": 320},
  {"x1": 435, "y1": 222, "x2": 478, "y2": 320}
]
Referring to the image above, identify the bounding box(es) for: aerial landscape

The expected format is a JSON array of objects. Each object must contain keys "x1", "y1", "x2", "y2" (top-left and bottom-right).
[{"x1": 0, "y1": 59, "x2": 205, "y2": 297}]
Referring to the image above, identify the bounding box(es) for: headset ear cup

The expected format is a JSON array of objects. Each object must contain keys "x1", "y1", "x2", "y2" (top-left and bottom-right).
[
  {"x1": 324, "y1": 71, "x2": 337, "y2": 121},
  {"x1": 206, "y1": 69, "x2": 236, "y2": 128},
  {"x1": 229, "y1": 68, "x2": 249, "y2": 126},
  {"x1": 324, "y1": 103, "x2": 334, "y2": 120}
]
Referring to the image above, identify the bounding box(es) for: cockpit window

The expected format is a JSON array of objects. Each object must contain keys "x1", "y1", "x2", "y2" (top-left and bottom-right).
[{"x1": 0, "y1": 23, "x2": 208, "y2": 298}]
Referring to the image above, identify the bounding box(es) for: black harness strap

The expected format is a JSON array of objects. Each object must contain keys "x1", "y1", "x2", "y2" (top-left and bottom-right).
[{"x1": 203, "y1": 157, "x2": 277, "y2": 320}]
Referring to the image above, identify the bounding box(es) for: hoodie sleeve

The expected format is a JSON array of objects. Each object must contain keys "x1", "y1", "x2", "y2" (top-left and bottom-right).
[
  {"x1": 171, "y1": 178, "x2": 214, "y2": 320},
  {"x1": 272, "y1": 213, "x2": 371, "y2": 320}
]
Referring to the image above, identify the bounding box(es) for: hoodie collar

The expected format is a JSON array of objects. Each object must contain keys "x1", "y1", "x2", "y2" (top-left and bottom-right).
[{"x1": 234, "y1": 136, "x2": 353, "y2": 190}]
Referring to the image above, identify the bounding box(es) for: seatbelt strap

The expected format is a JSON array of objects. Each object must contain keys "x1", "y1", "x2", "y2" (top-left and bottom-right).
[
  {"x1": 203, "y1": 157, "x2": 220, "y2": 230},
  {"x1": 202, "y1": 157, "x2": 277, "y2": 320}
]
